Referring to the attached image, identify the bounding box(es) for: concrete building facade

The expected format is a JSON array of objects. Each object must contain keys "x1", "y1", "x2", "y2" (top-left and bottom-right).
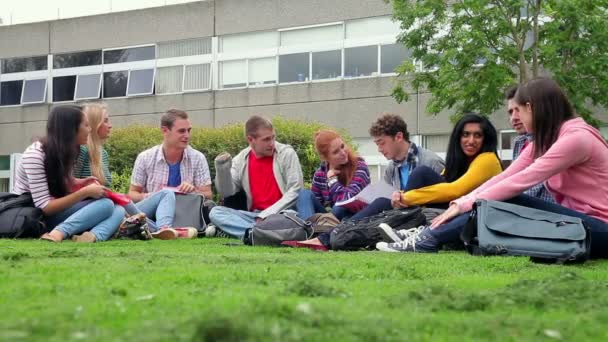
[{"x1": 1, "y1": 0, "x2": 606, "y2": 188}]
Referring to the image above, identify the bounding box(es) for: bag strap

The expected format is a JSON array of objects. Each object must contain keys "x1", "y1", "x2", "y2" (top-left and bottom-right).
[
  {"x1": 282, "y1": 211, "x2": 314, "y2": 239},
  {"x1": 460, "y1": 204, "x2": 480, "y2": 255}
]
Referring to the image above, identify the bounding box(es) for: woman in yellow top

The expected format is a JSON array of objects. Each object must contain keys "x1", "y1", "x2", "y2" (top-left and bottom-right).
[{"x1": 391, "y1": 113, "x2": 502, "y2": 209}]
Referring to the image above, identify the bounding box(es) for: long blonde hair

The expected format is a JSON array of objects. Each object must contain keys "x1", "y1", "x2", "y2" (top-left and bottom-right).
[{"x1": 82, "y1": 102, "x2": 108, "y2": 185}]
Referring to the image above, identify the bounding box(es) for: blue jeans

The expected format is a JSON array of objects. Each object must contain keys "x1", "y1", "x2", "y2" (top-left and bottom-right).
[
  {"x1": 430, "y1": 195, "x2": 608, "y2": 259},
  {"x1": 209, "y1": 206, "x2": 258, "y2": 238},
  {"x1": 133, "y1": 189, "x2": 176, "y2": 232},
  {"x1": 296, "y1": 189, "x2": 351, "y2": 221},
  {"x1": 46, "y1": 198, "x2": 125, "y2": 241}
]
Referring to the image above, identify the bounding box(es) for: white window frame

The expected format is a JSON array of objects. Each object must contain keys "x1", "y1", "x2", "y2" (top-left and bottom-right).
[
  {"x1": 20, "y1": 78, "x2": 48, "y2": 105},
  {"x1": 102, "y1": 44, "x2": 156, "y2": 65},
  {"x1": 126, "y1": 68, "x2": 156, "y2": 97},
  {"x1": 51, "y1": 65, "x2": 102, "y2": 103},
  {"x1": 498, "y1": 129, "x2": 517, "y2": 161},
  {"x1": 183, "y1": 63, "x2": 212, "y2": 92},
  {"x1": 156, "y1": 49, "x2": 213, "y2": 95},
  {"x1": 74, "y1": 73, "x2": 103, "y2": 101}
]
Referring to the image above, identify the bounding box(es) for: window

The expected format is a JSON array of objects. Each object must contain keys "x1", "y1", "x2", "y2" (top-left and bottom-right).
[
  {"x1": 345, "y1": 46, "x2": 378, "y2": 77},
  {"x1": 279, "y1": 53, "x2": 309, "y2": 83},
  {"x1": 249, "y1": 58, "x2": 277, "y2": 86},
  {"x1": 158, "y1": 38, "x2": 211, "y2": 58},
  {"x1": 53, "y1": 50, "x2": 102, "y2": 69},
  {"x1": 21, "y1": 79, "x2": 47, "y2": 104},
  {"x1": 220, "y1": 60, "x2": 247, "y2": 88},
  {"x1": 53, "y1": 76, "x2": 76, "y2": 102},
  {"x1": 1, "y1": 56, "x2": 47, "y2": 74},
  {"x1": 127, "y1": 69, "x2": 155, "y2": 96},
  {"x1": 220, "y1": 31, "x2": 278, "y2": 53},
  {"x1": 103, "y1": 71, "x2": 128, "y2": 98},
  {"x1": 156, "y1": 66, "x2": 183, "y2": 94},
  {"x1": 103, "y1": 46, "x2": 155, "y2": 64},
  {"x1": 184, "y1": 64, "x2": 211, "y2": 91},
  {"x1": 345, "y1": 16, "x2": 400, "y2": 39},
  {"x1": 312, "y1": 50, "x2": 341, "y2": 80},
  {"x1": 280, "y1": 24, "x2": 343, "y2": 47},
  {"x1": 500, "y1": 131, "x2": 518, "y2": 150},
  {"x1": 422, "y1": 134, "x2": 450, "y2": 153},
  {"x1": 0, "y1": 81, "x2": 23, "y2": 106},
  {"x1": 74, "y1": 74, "x2": 102, "y2": 100},
  {"x1": 381, "y1": 43, "x2": 411, "y2": 74}
]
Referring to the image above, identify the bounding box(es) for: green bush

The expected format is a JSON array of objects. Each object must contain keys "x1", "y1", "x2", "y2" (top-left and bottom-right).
[{"x1": 105, "y1": 117, "x2": 355, "y2": 193}]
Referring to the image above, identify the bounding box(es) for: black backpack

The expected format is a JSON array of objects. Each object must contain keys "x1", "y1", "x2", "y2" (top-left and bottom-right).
[
  {"x1": 0, "y1": 192, "x2": 48, "y2": 238},
  {"x1": 330, "y1": 207, "x2": 426, "y2": 251}
]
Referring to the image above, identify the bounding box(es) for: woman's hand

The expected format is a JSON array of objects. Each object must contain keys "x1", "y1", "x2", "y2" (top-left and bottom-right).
[
  {"x1": 390, "y1": 191, "x2": 407, "y2": 209},
  {"x1": 430, "y1": 203, "x2": 461, "y2": 229},
  {"x1": 79, "y1": 183, "x2": 106, "y2": 199},
  {"x1": 327, "y1": 169, "x2": 341, "y2": 179},
  {"x1": 71, "y1": 176, "x2": 100, "y2": 191}
]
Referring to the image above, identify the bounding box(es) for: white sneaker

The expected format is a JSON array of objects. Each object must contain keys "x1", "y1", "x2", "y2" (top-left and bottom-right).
[{"x1": 377, "y1": 224, "x2": 426, "y2": 242}]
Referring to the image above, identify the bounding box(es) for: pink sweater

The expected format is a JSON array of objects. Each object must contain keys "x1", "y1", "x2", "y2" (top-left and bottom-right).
[{"x1": 454, "y1": 118, "x2": 608, "y2": 222}]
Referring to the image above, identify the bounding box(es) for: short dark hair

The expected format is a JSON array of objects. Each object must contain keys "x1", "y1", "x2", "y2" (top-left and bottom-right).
[
  {"x1": 505, "y1": 85, "x2": 518, "y2": 100},
  {"x1": 514, "y1": 78, "x2": 575, "y2": 158},
  {"x1": 161, "y1": 109, "x2": 188, "y2": 129},
  {"x1": 245, "y1": 115, "x2": 273, "y2": 137},
  {"x1": 369, "y1": 114, "x2": 410, "y2": 141}
]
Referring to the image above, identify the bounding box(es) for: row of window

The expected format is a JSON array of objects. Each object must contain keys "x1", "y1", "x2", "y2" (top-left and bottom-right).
[{"x1": 0, "y1": 16, "x2": 407, "y2": 106}]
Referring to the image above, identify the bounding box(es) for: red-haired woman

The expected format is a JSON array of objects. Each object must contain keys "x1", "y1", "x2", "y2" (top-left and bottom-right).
[{"x1": 296, "y1": 129, "x2": 371, "y2": 221}]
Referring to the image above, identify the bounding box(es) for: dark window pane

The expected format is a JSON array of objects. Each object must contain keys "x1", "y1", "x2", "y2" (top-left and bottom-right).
[
  {"x1": 53, "y1": 50, "x2": 102, "y2": 69},
  {"x1": 0, "y1": 81, "x2": 23, "y2": 106},
  {"x1": 501, "y1": 132, "x2": 518, "y2": 150},
  {"x1": 53, "y1": 76, "x2": 76, "y2": 102},
  {"x1": 103, "y1": 46, "x2": 155, "y2": 64},
  {"x1": 345, "y1": 46, "x2": 378, "y2": 77},
  {"x1": 22, "y1": 79, "x2": 47, "y2": 103},
  {"x1": 279, "y1": 53, "x2": 309, "y2": 83},
  {"x1": 75, "y1": 74, "x2": 101, "y2": 100},
  {"x1": 103, "y1": 71, "x2": 128, "y2": 98},
  {"x1": 312, "y1": 50, "x2": 341, "y2": 80},
  {"x1": 1, "y1": 56, "x2": 47, "y2": 73},
  {"x1": 127, "y1": 69, "x2": 154, "y2": 95},
  {"x1": 381, "y1": 44, "x2": 411, "y2": 74}
]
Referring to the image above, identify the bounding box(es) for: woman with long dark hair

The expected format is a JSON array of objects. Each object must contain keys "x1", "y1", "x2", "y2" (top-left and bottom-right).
[
  {"x1": 379, "y1": 78, "x2": 608, "y2": 257},
  {"x1": 296, "y1": 129, "x2": 371, "y2": 220},
  {"x1": 13, "y1": 105, "x2": 125, "y2": 242},
  {"x1": 391, "y1": 113, "x2": 502, "y2": 208}
]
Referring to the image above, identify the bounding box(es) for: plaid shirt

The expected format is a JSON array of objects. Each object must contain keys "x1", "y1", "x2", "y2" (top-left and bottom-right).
[
  {"x1": 131, "y1": 145, "x2": 211, "y2": 194},
  {"x1": 512, "y1": 134, "x2": 555, "y2": 203}
]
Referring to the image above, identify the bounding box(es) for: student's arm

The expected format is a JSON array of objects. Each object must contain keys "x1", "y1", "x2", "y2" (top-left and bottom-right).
[
  {"x1": 193, "y1": 184, "x2": 213, "y2": 199},
  {"x1": 329, "y1": 160, "x2": 371, "y2": 204},
  {"x1": 258, "y1": 148, "x2": 303, "y2": 219},
  {"x1": 43, "y1": 185, "x2": 105, "y2": 216},
  {"x1": 128, "y1": 154, "x2": 148, "y2": 203},
  {"x1": 456, "y1": 129, "x2": 591, "y2": 212},
  {"x1": 191, "y1": 151, "x2": 213, "y2": 199},
  {"x1": 214, "y1": 152, "x2": 242, "y2": 198},
  {"x1": 402, "y1": 153, "x2": 502, "y2": 206}
]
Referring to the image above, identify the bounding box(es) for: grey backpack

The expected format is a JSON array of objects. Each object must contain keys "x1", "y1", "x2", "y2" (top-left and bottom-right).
[
  {"x1": 243, "y1": 211, "x2": 313, "y2": 246},
  {"x1": 461, "y1": 199, "x2": 590, "y2": 264}
]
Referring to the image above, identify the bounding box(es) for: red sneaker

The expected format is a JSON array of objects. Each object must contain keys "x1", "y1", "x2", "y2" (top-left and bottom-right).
[{"x1": 174, "y1": 227, "x2": 198, "y2": 239}]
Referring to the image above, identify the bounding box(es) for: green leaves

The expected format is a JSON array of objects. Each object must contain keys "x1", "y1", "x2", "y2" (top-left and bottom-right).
[{"x1": 391, "y1": 0, "x2": 608, "y2": 125}]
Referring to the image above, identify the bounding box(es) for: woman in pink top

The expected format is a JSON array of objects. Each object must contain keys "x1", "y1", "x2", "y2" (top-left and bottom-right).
[{"x1": 377, "y1": 78, "x2": 608, "y2": 258}]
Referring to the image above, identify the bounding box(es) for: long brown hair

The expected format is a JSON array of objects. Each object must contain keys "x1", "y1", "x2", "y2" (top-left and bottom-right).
[
  {"x1": 82, "y1": 102, "x2": 108, "y2": 185},
  {"x1": 314, "y1": 129, "x2": 358, "y2": 186},
  {"x1": 514, "y1": 78, "x2": 575, "y2": 158}
]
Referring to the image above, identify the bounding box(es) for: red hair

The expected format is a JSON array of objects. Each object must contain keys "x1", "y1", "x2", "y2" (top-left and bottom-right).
[{"x1": 314, "y1": 129, "x2": 358, "y2": 186}]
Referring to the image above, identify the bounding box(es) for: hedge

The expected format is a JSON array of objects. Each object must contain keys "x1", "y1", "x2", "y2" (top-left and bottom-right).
[{"x1": 105, "y1": 117, "x2": 356, "y2": 193}]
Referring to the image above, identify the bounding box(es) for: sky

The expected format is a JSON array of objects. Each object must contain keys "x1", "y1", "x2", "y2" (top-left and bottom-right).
[{"x1": 0, "y1": 0, "x2": 200, "y2": 25}]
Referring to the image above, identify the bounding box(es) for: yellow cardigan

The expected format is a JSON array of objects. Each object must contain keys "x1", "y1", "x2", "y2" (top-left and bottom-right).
[{"x1": 402, "y1": 152, "x2": 502, "y2": 206}]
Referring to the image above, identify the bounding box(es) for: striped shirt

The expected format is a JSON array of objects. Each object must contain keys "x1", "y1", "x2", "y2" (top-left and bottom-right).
[
  {"x1": 512, "y1": 134, "x2": 555, "y2": 203},
  {"x1": 73, "y1": 145, "x2": 112, "y2": 187},
  {"x1": 12, "y1": 142, "x2": 53, "y2": 209},
  {"x1": 131, "y1": 144, "x2": 211, "y2": 194},
  {"x1": 310, "y1": 158, "x2": 371, "y2": 206}
]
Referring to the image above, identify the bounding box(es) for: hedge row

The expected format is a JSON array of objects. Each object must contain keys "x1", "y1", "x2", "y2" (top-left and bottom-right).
[{"x1": 105, "y1": 117, "x2": 355, "y2": 193}]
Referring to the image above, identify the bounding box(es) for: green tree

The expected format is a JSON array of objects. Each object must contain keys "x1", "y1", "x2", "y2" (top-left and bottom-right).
[{"x1": 390, "y1": 0, "x2": 608, "y2": 125}]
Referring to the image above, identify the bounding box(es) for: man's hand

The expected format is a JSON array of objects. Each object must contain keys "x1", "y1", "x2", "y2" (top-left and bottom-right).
[
  {"x1": 390, "y1": 190, "x2": 407, "y2": 209},
  {"x1": 215, "y1": 152, "x2": 231, "y2": 163},
  {"x1": 178, "y1": 182, "x2": 195, "y2": 193},
  {"x1": 430, "y1": 203, "x2": 461, "y2": 229}
]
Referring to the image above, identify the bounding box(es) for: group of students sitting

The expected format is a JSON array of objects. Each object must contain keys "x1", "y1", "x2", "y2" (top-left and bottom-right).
[{"x1": 12, "y1": 77, "x2": 608, "y2": 258}]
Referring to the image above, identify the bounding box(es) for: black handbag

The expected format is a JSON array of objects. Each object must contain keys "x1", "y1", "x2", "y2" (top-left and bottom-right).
[{"x1": 0, "y1": 192, "x2": 48, "y2": 238}]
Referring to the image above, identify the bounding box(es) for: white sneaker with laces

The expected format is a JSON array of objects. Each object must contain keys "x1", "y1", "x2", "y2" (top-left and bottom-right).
[{"x1": 377, "y1": 224, "x2": 426, "y2": 242}]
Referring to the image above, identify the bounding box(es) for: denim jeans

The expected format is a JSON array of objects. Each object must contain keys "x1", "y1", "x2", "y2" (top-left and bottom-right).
[
  {"x1": 209, "y1": 206, "x2": 258, "y2": 238},
  {"x1": 132, "y1": 189, "x2": 176, "y2": 232},
  {"x1": 296, "y1": 189, "x2": 351, "y2": 221},
  {"x1": 429, "y1": 195, "x2": 608, "y2": 258},
  {"x1": 46, "y1": 198, "x2": 125, "y2": 241}
]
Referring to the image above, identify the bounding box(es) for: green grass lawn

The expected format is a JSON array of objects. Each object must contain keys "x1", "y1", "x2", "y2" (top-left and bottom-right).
[{"x1": 1, "y1": 239, "x2": 607, "y2": 342}]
